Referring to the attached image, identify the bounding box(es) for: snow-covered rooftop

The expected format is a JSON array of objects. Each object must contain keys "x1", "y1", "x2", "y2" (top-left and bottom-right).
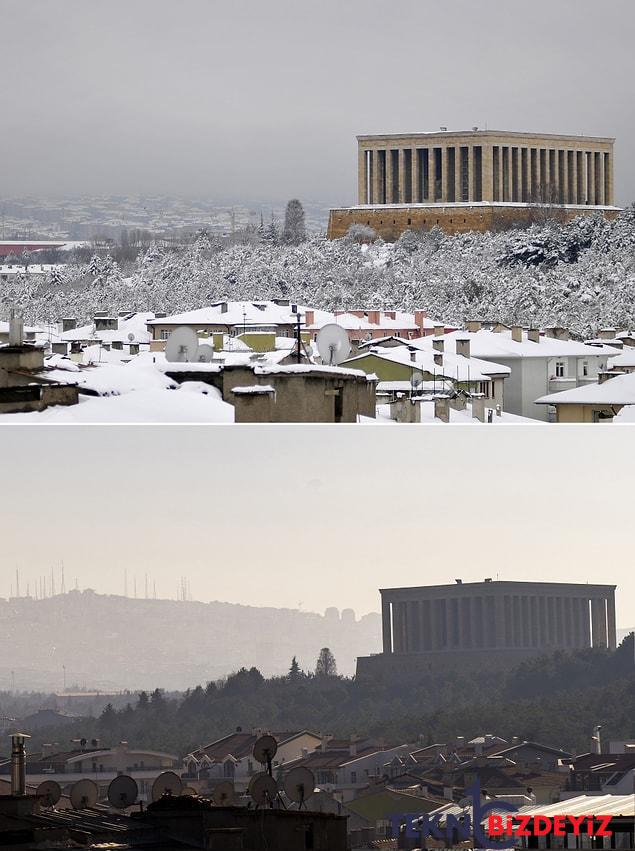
[
  {"x1": 409, "y1": 329, "x2": 621, "y2": 360},
  {"x1": 535, "y1": 371, "x2": 635, "y2": 406},
  {"x1": 345, "y1": 343, "x2": 510, "y2": 381}
]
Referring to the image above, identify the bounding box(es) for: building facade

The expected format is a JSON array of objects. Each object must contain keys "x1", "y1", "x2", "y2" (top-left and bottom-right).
[
  {"x1": 328, "y1": 129, "x2": 618, "y2": 239},
  {"x1": 356, "y1": 580, "x2": 617, "y2": 679}
]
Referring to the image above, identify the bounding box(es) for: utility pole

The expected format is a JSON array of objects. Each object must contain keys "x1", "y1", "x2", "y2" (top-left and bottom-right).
[{"x1": 296, "y1": 312, "x2": 302, "y2": 364}]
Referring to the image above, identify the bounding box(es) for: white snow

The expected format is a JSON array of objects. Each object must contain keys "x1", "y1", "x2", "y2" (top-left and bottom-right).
[{"x1": 536, "y1": 371, "x2": 635, "y2": 406}]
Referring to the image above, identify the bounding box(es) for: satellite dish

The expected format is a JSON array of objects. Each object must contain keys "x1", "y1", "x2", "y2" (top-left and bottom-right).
[
  {"x1": 70, "y1": 778, "x2": 99, "y2": 810},
  {"x1": 283, "y1": 767, "x2": 315, "y2": 808},
  {"x1": 37, "y1": 780, "x2": 62, "y2": 807},
  {"x1": 316, "y1": 324, "x2": 351, "y2": 366},
  {"x1": 107, "y1": 775, "x2": 138, "y2": 809},
  {"x1": 248, "y1": 772, "x2": 278, "y2": 806},
  {"x1": 253, "y1": 735, "x2": 278, "y2": 766},
  {"x1": 151, "y1": 771, "x2": 182, "y2": 802},
  {"x1": 411, "y1": 370, "x2": 423, "y2": 391},
  {"x1": 164, "y1": 326, "x2": 199, "y2": 363},
  {"x1": 193, "y1": 343, "x2": 214, "y2": 363},
  {"x1": 211, "y1": 781, "x2": 235, "y2": 806},
  {"x1": 127, "y1": 332, "x2": 135, "y2": 342},
  {"x1": 181, "y1": 786, "x2": 197, "y2": 797}
]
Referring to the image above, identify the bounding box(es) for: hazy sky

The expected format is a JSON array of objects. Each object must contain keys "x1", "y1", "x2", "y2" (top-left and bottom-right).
[
  {"x1": 1, "y1": 0, "x2": 633, "y2": 204},
  {"x1": 1, "y1": 425, "x2": 633, "y2": 628}
]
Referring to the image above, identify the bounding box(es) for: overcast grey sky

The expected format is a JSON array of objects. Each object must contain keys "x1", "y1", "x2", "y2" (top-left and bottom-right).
[
  {"x1": 1, "y1": 0, "x2": 633, "y2": 204},
  {"x1": 1, "y1": 425, "x2": 633, "y2": 629}
]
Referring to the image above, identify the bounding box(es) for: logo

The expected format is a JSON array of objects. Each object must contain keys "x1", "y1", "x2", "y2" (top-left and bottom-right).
[{"x1": 390, "y1": 780, "x2": 612, "y2": 849}]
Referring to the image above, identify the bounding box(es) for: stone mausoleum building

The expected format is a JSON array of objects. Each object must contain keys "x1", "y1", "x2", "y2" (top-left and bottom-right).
[
  {"x1": 328, "y1": 129, "x2": 619, "y2": 239},
  {"x1": 356, "y1": 579, "x2": 617, "y2": 680}
]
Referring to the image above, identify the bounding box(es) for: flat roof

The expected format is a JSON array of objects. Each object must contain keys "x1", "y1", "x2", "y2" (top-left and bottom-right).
[
  {"x1": 357, "y1": 129, "x2": 615, "y2": 144},
  {"x1": 380, "y1": 580, "x2": 617, "y2": 598}
]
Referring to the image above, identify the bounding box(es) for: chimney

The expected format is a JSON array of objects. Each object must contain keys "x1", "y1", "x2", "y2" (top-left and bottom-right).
[
  {"x1": 471, "y1": 394, "x2": 486, "y2": 422},
  {"x1": 94, "y1": 316, "x2": 117, "y2": 332},
  {"x1": 432, "y1": 338, "x2": 444, "y2": 352},
  {"x1": 9, "y1": 314, "x2": 24, "y2": 346},
  {"x1": 433, "y1": 324, "x2": 445, "y2": 337},
  {"x1": 414, "y1": 310, "x2": 427, "y2": 328},
  {"x1": 527, "y1": 328, "x2": 540, "y2": 343},
  {"x1": 410, "y1": 350, "x2": 417, "y2": 363},
  {"x1": 598, "y1": 370, "x2": 616, "y2": 385},
  {"x1": 11, "y1": 733, "x2": 28, "y2": 796},
  {"x1": 368, "y1": 310, "x2": 380, "y2": 325},
  {"x1": 434, "y1": 351, "x2": 443, "y2": 367},
  {"x1": 349, "y1": 734, "x2": 359, "y2": 757},
  {"x1": 511, "y1": 326, "x2": 523, "y2": 343},
  {"x1": 154, "y1": 312, "x2": 167, "y2": 319},
  {"x1": 220, "y1": 302, "x2": 229, "y2": 314},
  {"x1": 592, "y1": 726, "x2": 602, "y2": 755},
  {"x1": 305, "y1": 310, "x2": 314, "y2": 326},
  {"x1": 62, "y1": 317, "x2": 78, "y2": 332},
  {"x1": 598, "y1": 328, "x2": 616, "y2": 341},
  {"x1": 466, "y1": 320, "x2": 481, "y2": 333},
  {"x1": 434, "y1": 396, "x2": 450, "y2": 422},
  {"x1": 456, "y1": 338, "x2": 470, "y2": 358}
]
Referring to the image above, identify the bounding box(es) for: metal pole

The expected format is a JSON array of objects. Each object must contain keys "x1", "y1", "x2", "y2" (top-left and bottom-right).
[{"x1": 296, "y1": 314, "x2": 302, "y2": 364}]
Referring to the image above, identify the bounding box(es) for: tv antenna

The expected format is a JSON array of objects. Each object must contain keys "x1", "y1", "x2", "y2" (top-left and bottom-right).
[
  {"x1": 248, "y1": 773, "x2": 278, "y2": 808},
  {"x1": 70, "y1": 778, "x2": 98, "y2": 810},
  {"x1": 37, "y1": 780, "x2": 62, "y2": 808},
  {"x1": 253, "y1": 735, "x2": 278, "y2": 776},
  {"x1": 164, "y1": 326, "x2": 200, "y2": 363},
  {"x1": 283, "y1": 767, "x2": 315, "y2": 810},
  {"x1": 316, "y1": 324, "x2": 351, "y2": 366},
  {"x1": 211, "y1": 781, "x2": 235, "y2": 806},
  {"x1": 151, "y1": 771, "x2": 182, "y2": 802},
  {"x1": 410, "y1": 370, "x2": 424, "y2": 396},
  {"x1": 107, "y1": 775, "x2": 138, "y2": 809}
]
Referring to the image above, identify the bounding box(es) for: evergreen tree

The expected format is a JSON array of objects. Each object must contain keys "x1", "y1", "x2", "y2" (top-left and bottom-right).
[
  {"x1": 315, "y1": 647, "x2": 337, "y2": 677},
  {"x1": 282, "y1": 199, "x2": 306, "y2": 244},
  {"x1": 288, "y1": 656, "x2": 301, "y2": 681}
]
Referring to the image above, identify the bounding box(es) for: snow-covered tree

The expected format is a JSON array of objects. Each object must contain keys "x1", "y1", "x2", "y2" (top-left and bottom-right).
[{"x1": 282, "y1": 199, "x2": 306, "y2": 245}]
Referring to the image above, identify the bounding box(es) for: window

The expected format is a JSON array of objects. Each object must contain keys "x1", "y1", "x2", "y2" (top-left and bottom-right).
[
  {"x1": 582, "y1": 361, "x2": 589, "y2": 377},
  {"x1": 350, "y1": 771, "x2": 357, "y2": 784},
  {"x1": 160, "y1": 329, "x2": 170, "y2": 340},
  {"x1": 555, "y1": 361, "x2": 565, "y2": 377}
]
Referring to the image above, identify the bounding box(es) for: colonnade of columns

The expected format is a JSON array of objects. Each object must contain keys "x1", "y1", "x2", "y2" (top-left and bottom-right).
[
  {"x1": 360, "y1": 143, "x2": 614, "y2": 207},
  {"x1": 381, "y1": 590, "x2": 617, "y2": 654}
]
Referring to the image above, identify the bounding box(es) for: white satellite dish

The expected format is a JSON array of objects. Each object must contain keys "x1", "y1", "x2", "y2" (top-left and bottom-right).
[
  {"x1": 37, "y1": 779, "x2": 62, "y2": 807},
  {"x1": 253, "y1": 735, "x2": 278, "y2": 766},
  {"x1": 165, "y1": 326, "x2": 200, "y2": 363},
  {"x1": 181, "y1": 786, "x2": 197, "y2": 797},
  {"x1": 316, "y1": 324, "x2": 351, "y2": 366},
  {"x1": 283, "y1": 767, "x2": 315, "y2": 808},
  {"x1": 193, "y1": 343, "x2": 214, "y2": 363},
  {"x1": 107, "y1": 775, "x2": 138, "y2": 809},
  {"x1": 70, "y1": 778, "x2": 98, "y2": 810},
  {"x1": 411, "y1": 370, "x2": 424, "y2": 391},
  {"x1": 211, "y1": 781, "x2": 235, "y2": 806},
  {"x1": 127, "y1": 332, "x2": 135, "y2": 342},
  {"x1": 248, "y1": 773, "x2": 278, "y2": 806},
  {"x1": 151, "y1": 771, "x2": 182, "y2": 802}
]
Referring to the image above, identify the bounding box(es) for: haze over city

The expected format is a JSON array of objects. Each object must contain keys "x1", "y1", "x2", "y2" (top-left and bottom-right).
[
  {"x1": 1, "y1": 425, "x2": 633, "y2": 626},
  {"x1": 1, "y1": 0, "x2": 634, "y2": 204}
]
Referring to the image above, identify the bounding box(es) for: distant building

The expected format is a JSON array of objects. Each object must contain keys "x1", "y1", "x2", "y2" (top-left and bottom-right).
[
  {"x1": 328, "y1": 129, "x2": 619, "y2": 239},
  {"x1": 356, "y1": 580, "x2": 617, "y2": 680},
  {"x1": 536, "y1": 370, "x2": 635, "y2": 422}
]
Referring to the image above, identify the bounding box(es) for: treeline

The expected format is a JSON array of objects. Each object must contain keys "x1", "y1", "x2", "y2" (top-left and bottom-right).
[{"x1": 16, "y1": 635, "x2": 635, "y2": 758}]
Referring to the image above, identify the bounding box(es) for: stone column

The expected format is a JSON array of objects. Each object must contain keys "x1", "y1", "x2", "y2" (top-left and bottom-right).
[
  {"x1": 412, "y1": 148, "x2": 420, "y2": 203},
  {"x1": 385, "y1": 149, "x2": 394, "y2": 204},
  {"x1": 564, "y1": 598, "x2": 573, "y2": 647},
  {"x1": 591, "y1": 598, "x2": 607, "y2": 647},
  {"x1": 495, "y1": 147, "x2": 504, "y2": 202},
  {"x1": 482, "y1": 145, "x2": 494, "y2": 202},
  {"x1": 392, "y1": 601, "x2": 403, "y2": 652},
  {"x1": 468, "y1": 146, "x2": 476, "y2": 202},
  {"x1": 454, "y1": 148, "x2": 462, "y2": 203},
  {"x1": 571, "y1": 150, "x2": 578, "y2": 204},
  {"x1": 587, "y1": 152, "x2": 595, "y2": 206},
  {"x1": 548, "y1": 596, "x2": 557, "y2": 645},
  {"x1": 382, "y1": 599, "x2": 392, "y2": 653},
  {"x1": 514, "y1": 148, "x2": 522, "y2": 203},
  {"x1": 559, "y1": 150, "x2": 567, "y2": 205},
  {"x1": 530, "y1": 596, "x2": 538, "y2": 646},
  {"x1": 372, "y1": 150, "x2": 382, "y2": 205},
  {"x1": 358, "y1": 146, "x2": 367, "y2": 204},
  {"x1": 428, "y1": 149, "x2": 435, "y2": 201},
  {"x1": 428, "y1": 599, "x2": 438, "y2": 650},
  {"x1": 505, "y1": 148, "x2": 513, "y2": 202},
  {"x1": 581, "y1": 598, "x2": 591, "y2": 647},
  {"x1": 494, "y1": 594, "x2": 506, "y2": 647},
  {"x1": 398, "y1": 149, "x2": 407, "y2": 203},
  {"x1": 606, "y1": 593, "x2": 616, "y2": 650},
  {"x1": 607, "y1": 152, "x2": 615, "y2": 205},
  {"x1": 597, "y1": 152, "x2": 605, "y2": 205},
  {"x1": 441, "y1": 147, "x2": 450, "y2": 202}
]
